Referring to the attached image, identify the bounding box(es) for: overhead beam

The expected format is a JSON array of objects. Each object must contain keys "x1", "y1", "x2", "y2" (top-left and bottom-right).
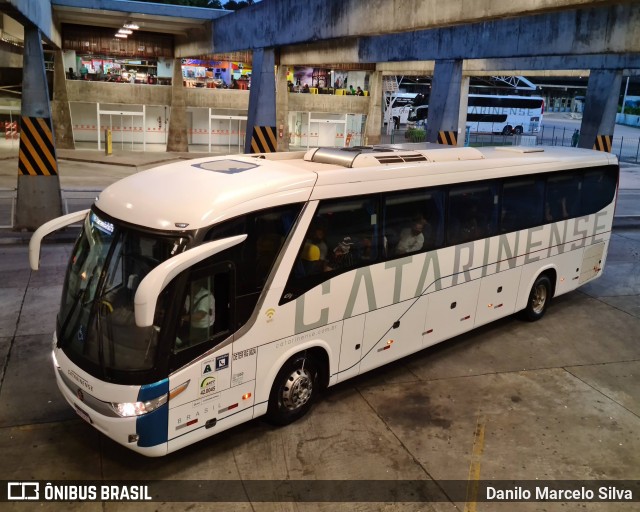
[
  {"x1": 50, "y1": 0, "x2": 227, "y2": 21},
  {"x1": 358, "y1": 4, "x2": 640, "y2": 62},
  {"x1": 0, "y1": 0, "x2": 55, "y2": 43},
  {"x1": 211, "y1": 0, "x2": 634, "y2": 53}
]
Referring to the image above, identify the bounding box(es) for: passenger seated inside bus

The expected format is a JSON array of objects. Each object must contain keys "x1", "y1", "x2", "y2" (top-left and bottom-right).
[
  {"x1": 395, "y1": 216, "x2": 427, "y2": 255},
  {"x1": 545, "y1": 194, "x2": 569, "y2": 222},
  {"x1": 325, "y1": 236, "x2": 355, "y2": 271},
  {"x1": 299, "y1": 241, "x2": 323, "y2": 275},
  {"x1": 451, "y1": 205, "x2": 481, "y2": 244},
  {"x1": 306, "y1": 224, "x2": 328, "y2": 264}
]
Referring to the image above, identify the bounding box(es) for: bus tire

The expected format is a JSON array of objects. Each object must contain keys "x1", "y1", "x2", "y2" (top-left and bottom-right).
[
  {"x1": 522, "y1": 275, "x2": 552, "y2": 322},
  {"x1": 266, "y1": 352, "x2": 320, "y2": 426},
  {"x1": 502, "y1": 125, "x2": 513, "y2": 136},
  {"x1": 514, "y1": 126, "x2": 524, "y2": 135}
]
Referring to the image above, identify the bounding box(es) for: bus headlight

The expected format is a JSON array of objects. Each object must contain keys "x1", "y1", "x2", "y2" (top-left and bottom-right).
[
  {"x1": 110, "y1": 380, "x2": 189, "y2": 417},
  {"x1": 111, "y1": 394, "x2": 168, "y2": 417}
]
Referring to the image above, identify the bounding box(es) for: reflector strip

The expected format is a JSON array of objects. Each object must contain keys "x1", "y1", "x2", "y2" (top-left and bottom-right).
[
  {"x1": 437, "y1": 131, "x2": 457, "y2": 146},
  {"x1": 18, "y1": 116, "x2": 58, "y2": 176},
  {"x1": 219, "y1": 403, "x2": 239, "y2": 413},
  {"x1": 250, "y1": 126, "x2": 277, "y2": 153},
  {"x1": 593, "y1": 134, "x2": 612, "y2": 152}
]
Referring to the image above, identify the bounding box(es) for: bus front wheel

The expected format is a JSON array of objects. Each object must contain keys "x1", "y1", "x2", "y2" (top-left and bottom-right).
[
  {"x1": 267, "y1": 353, "x2": 320, "y2": 426},
  {"x1": 522, "y1": 275, "x2": 552, "y2": 321}
]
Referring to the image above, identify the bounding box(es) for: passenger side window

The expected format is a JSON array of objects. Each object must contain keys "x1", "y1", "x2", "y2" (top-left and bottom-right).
[
  {"x1": 283, "y1": 196, "x2": 379, "y2": 302},
  {"x1": 447, "y1": 183, "x2": 499, "y2": 245},
  {"x1": 384, "y1": 188, "x2": 444, "y2": 257},
  {"x1": 501, "y1": 178, "x2": 545, "y2": 233},
  {"x1": 580, "y1": 166, "x2": 618, "y2": 216},
  {"x1": 204, "y1": 204, "x2": 302, "y2": 327},
  {"x1": 546, "y1": 173, "x2": 581, "y2": 222}
]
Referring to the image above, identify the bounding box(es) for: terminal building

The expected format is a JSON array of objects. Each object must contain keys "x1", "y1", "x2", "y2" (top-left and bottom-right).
[
  {"x1": 1, "y1": 0, "x2": 638, "y2": 160},
  {"x1": 0, "y1": 0, "x2": 639, "y2": 226}
]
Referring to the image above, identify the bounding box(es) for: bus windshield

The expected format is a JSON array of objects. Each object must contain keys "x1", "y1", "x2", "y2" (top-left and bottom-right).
[{"x1": 58, "y1": 211, "x2": 188, "y2": 379}]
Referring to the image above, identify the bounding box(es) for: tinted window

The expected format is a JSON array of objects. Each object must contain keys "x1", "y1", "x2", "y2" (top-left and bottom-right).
[
  {"x1": 283, "y1": 196, "x2": 379, "y2": 302},
  {"x1": 174, "y1": 266, "x2": 232, "y2": 353},
  {"x1": 545, "y1": 172, "x2": 581, "y2": 222},
  {"x1": 501, "y1": 178, "x2": 545, "y2": 233},
  {"x1": 384, "y1": 188, "x2": 444, "y2": 257},
  {"x1": 447, "y1": 183, "x2": 499, "y2": 245},
  {"x1": 580, "y1": 166, "x2": 618, "y2": 215},
  {"x1": 205, "y1": 203, "x2": 303, "y2": 326}
]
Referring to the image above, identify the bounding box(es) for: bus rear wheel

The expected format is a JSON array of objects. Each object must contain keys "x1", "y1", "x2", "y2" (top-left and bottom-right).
[
  {"x1": 502, "y1": 125, "x2": 513, "y2": 136},
  {"x1": 514, "y1": 126, "x2": 524, "y2": 135},
  {"x1": 522, "y1": 275, "x2": 552, "y2": 321},
  {"x1": 267, "y1": 353, "x2": 320, "y2": 426}
]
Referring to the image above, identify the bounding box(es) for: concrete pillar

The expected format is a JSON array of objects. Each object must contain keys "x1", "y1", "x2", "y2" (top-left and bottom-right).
[
  {"x1": 578, "y1": 69, "x2": 623, "y2": 151},
  {"x1": 15, "y1": 26, "x2": 63, "y2": 230},
  {"x1": 51, "y1": 50, "x2": 75, "y2": 150},
  {"x1": 426, "y1": 59, "x2": 463, "y2": 144},
  {"x1": 275, "y1": 63, "x2": 289, "y2": 152},
  {"x1": 244, "y1": 48, "x2": 277, "y2": 154},
  {"x1": 457, "y1": 76, "x2": 470, "y2": 147},
  {"x1": 167, "y1": 58, "x2": 188, "y2": 152},
  {"x1": 364, "y1": 71, "x2": 383, "y2": 146}
]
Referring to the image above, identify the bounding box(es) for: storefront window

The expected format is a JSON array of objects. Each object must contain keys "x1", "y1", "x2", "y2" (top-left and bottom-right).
[
  {"x1": 181, "y1": 59, "x2": 252, "y2": 89},
  {"x1": 71, "y1": 56, "x2": 168, "y2": 85}
]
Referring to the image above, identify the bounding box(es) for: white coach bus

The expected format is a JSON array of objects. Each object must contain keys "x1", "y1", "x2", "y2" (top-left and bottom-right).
[
  {"x1": 30, "y1": 144, "x2": 618, "y2": 456},
  {"x1": 408, "y1": 94, "x2": 545, "y2": 135}
]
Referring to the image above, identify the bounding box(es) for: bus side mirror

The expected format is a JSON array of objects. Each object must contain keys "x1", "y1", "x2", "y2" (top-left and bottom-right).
[
  {"x1": 29, "y1": 209, "x2": 90, "y2": 271},
  {"x1": 134, "y1": 234, "x2": 247, "y2": 328}
]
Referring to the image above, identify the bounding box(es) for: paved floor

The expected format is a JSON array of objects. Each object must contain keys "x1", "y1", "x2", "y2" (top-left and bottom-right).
[{"x1": 0, "y1": 229, "x2": 639, "y2": 510}]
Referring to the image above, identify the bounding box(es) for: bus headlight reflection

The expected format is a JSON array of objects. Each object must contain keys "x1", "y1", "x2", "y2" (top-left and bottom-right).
[
  {"x1": 111, "y1": 394, "x2": 168, "y2": 417},
  {"x1": 110, "y1": 380, "x2": 189, "y2": 417}
]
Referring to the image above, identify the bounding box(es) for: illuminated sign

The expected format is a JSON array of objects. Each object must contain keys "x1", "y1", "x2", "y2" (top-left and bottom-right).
[{"x1": 90, "y1": 213, "x2": 114, "y2": 235}]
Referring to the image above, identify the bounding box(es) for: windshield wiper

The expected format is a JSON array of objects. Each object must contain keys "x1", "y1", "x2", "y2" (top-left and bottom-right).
[{"x1": 59, "y1": 268, "x2": 98, "y2": 342}]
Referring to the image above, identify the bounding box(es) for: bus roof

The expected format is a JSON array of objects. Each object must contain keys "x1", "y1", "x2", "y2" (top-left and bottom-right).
[{"x1": 95, "y1": 145, "x2": 616, "y2": 232}]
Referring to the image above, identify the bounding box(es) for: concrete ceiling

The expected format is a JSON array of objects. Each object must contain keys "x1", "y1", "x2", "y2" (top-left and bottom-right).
[{"x1": 52, "y1": 5, "x2": 209, "y2": 36}]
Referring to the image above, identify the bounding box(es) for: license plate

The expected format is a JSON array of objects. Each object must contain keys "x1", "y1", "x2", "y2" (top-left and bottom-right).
[{"x1": 75, "y1": 405, "x2": 92, "y2": 424}]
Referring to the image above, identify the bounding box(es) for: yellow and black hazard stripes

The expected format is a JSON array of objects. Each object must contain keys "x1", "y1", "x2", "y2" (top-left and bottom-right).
[
  {"x1": 593, "y1": 134, "x2": 612, "y2": 152},
  {"x1": 437, "y1": 131, "x2": 457, "y2": 146},
  {"x1": 250, "y1": 126, "x2": 277, "y2": 153},
  {"x1": 18, "y1": 116, "x2": 58, "y2": 176}
]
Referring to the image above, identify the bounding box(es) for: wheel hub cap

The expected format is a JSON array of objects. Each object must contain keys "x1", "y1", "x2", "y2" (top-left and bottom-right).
[
  {"x1": 282, "y1": 368, "x2": 313, "y2": 410},
  {"x1": 532, "y1": 284, "x2": 547, "y2": 313}
]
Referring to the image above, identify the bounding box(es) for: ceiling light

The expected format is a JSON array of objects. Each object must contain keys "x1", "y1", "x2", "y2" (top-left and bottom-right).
[
  {"x1": 118, "y1": 29, "x2": 133, "y2": 35},
  {"x1": 115, "y1": 33, "x2": 127, "y2": 38},
  {"x1": 123, "y1": 23, "x2": 139, "y2": 30}
]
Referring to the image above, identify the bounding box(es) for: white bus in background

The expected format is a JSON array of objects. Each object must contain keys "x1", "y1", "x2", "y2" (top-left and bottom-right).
[
  {"x1": 30, "y1": 144, "x2": 617, "y2": 456},
  {"x1": 385, "y1": 92, "x2": 420, "y2": 126},
  {"x1": 408, "y1": 94, "x2": 545, "y2": 135}
]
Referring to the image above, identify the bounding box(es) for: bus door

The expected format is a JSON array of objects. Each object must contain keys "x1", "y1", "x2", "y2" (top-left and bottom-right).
[{"x1": 166, "y1": 261, "x2": 237, "y2": 435}]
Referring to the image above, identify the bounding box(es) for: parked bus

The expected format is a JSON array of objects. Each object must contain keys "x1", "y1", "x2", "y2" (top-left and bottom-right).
[
  {"x1": 385, "y1": 92, "x2": 419, "y2": 126},
  {"x1": 30, "y1": 144, "x2": 617, "y2": 456},
  {"x1": 408, "y1": 94, "x2": 545, "y2": 135}
]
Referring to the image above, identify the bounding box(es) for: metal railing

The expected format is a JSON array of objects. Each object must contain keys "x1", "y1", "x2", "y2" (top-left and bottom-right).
[{"x1": 380, "y1": 127, "x2": 640, "y2": 163}]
